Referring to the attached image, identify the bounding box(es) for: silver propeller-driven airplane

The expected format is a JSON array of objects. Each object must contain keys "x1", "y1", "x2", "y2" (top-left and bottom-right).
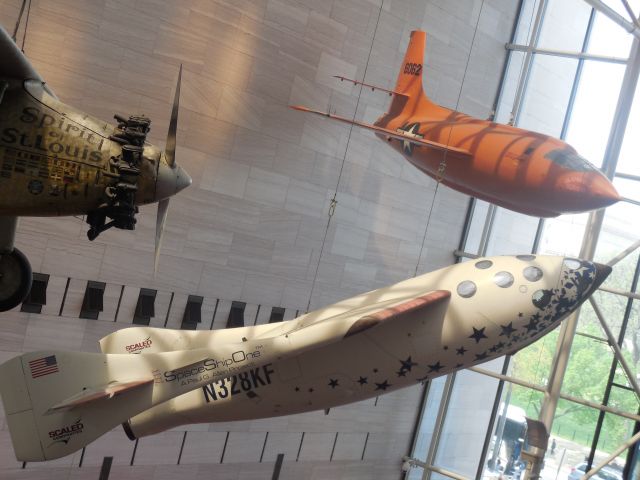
[
  {"x1": 0, "y1": 26, "x2": 191, "y2": 311},
  {"x1": 0, "y1": 254, "x2": 609, "y2": 461}
]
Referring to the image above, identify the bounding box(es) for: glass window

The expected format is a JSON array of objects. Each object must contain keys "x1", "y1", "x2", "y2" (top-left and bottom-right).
[
  {"x1": 524, "y1": 266, "x2": 543, "y2": 281},
  {"x1": 543, "y1": 400, "x2": 599, "y2": 479},
  {"x1": 457, "y1": 280, "x2": 477, "y2": 298},
  {"x1": 408, "y1": 377, "x2": 447, "y2": 479},
  {"x1": 485, "y1": 208, "x2": 540, "y2": 256},
  {"x1": 482, "y1": 383, "x2": 539, "y2": 479},
  {"x1": 616, "y1": 79, "x2": 640, "y2": 176},
  {"x1": 519, "y1": 55, "x2": 579, "y2": 137},
  {"x1": 494, "y1": 271, "x2": 515, "y2": 288},
  {"x1": 537, "y1": 0, "x2": 592, "y2": 52},
  {"x1": 432, "y1": 364, "x2": 503, "y2": 478},
  {"x1": 587, "y1": 12, "x2": 633, "y2": 58},
  {"x1": 565, "y1": 61, "x2": 625, "y2": 168}
]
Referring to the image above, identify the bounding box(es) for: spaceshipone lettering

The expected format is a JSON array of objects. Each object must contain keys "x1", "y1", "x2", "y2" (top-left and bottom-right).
[
  {"x1": 0, "y1": 107, "x2": 106, "y2": 162},
  {"x1": 202, "y1": 364, "x2": 275, "y2": 403},
  {"x1": 163, "y1": 349, "x2": 263, "y2": 383}
]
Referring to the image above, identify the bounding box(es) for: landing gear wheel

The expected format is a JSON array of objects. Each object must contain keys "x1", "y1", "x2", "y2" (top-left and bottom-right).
[{"x1": 0, "y1": 248, "x2": 32, "y2": 312}]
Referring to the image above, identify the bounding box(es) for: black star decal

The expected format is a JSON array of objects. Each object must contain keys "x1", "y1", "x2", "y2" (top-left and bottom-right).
[
  {"x1": 500, "y1": 322, "x2": 516, "y2": 338},
  {"x1": 428, "y1": 361, "x2": 444, "y2": 372},
  {"x1": 375, "y1": 380, "x2": 391, "y2": 391},
  {"x1": 400, "y1": 357, "x2": 418, "y2": 372},
  {"x1": 443, "y1": 346, "x2": 449, "y2": 350},
  {"x1": 489, "y1": 345, "x2": 498, "y2": 353},
  {"x1": 294, "y1": 387, "x2": 300, "y2": 392},
  {"x1": 308, "y1": 388, "x2": 314, "y2": 393},
  {"x1": 373, "y1": 368, "x2": 378, "y2": 373},
  {"x1": 357, "y1": 376, "x2": 368, "y2": 385},
  {"x1": 456, "y1": 346, "x2": 467, "y2": 356},
  {"x1": 532, "y1": 313, "x2": 540, "y2": 321},
  {"x1": 475, "y1": 351, "x2": 488, "y2": 361},
  {"x1": 469, "y1": 327, "x2": 488, "y2": 343},
  {"x1": 328, "y1": 379, "x2": 339, "y2": 388},
  {"x1": 396, "y1": 369, "x2": 407, "y2": 377},
  {"x1": 524, "y1": 319, "x2": 537, "y2": 332},
  {"x1": 495, "y1": 341, "x2": 505, "y2": 350}
]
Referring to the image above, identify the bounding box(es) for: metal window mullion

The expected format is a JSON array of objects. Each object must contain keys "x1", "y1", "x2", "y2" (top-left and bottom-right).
[
  {"x1": 469, "y1": 366, "x2": 640, "y2": 422},
  {"x1": 423, "y1": 373, "x2": 457, "y2": 480},
  {"x1": 407, "y1": 379, "x2": 434, "y2": 464},
  {"x1": 506, "y1": 43, "x2": 628, "y2": 64},
  {"x1": 475, "y1": 356, "x2": 512, "y2": 480},
  {"x1": 492, "y1": 0, "x2": 527, "y2": 121},
  {"x1": 513, "y1": 0, "x2": 549, "y2": 125},
  {"x1": 583, "y1": 0, "x2": 640, "y2": 38},
  {"x1": 620, "y1": 0, "x2": 640, "y2": 28},
  {"x1": 560, "y1": 7, "x2": 596, "y2": 140},
  {"x1": 477, "y1": 204, "x2": 497, "y2": 256}
]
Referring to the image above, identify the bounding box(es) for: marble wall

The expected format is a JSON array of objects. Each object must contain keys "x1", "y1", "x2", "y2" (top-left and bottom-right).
[{"x1": 0, "y1": 0, "x2": 518, "y2": 478}]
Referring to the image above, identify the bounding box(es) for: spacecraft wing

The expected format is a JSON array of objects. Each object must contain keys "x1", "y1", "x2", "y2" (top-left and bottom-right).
[
  {"x1": 290, "y1": 105, "x2": 471, "y2": 157},
  {"x1": 0, "y1": 26, "x2": 56, "y2": 98}
]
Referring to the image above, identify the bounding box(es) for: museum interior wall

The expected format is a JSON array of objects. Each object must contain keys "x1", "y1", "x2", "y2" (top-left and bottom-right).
[{"x1": 0, "y1": 0, "x2": 518, "y2": 478}]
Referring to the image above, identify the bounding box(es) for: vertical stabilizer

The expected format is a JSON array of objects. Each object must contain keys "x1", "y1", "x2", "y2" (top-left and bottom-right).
[
  {"x1": 381, "y1": 30, "x2": 436, "y2": 124},
  {"x1": 394, "y1": 30, "x2": 426, "y2": 97}
]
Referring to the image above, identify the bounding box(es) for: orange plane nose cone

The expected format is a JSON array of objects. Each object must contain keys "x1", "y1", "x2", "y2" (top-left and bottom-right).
[
  {"x1": 587, "y1": 172, "x2": 620, "y2": 208},
  {"x1": 557, "y1": 171, "x2": 620, "y2": 212}
]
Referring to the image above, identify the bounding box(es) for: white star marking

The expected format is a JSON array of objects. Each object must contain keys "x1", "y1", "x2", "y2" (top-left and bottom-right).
[{"x1": 395, "y1": 123, "x2": 423, "y2": 155}]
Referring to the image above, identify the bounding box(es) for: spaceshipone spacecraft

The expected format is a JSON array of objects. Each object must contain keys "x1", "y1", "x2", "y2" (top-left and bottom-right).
[
  {"x1": 292, "y1": 30, "x2": 620, "y2": 218},
  {"x1": 0, "y1": 255, "x2": 609, "y2": 461},
  {"x1": 0, "y1": 26, "x2": 191, "y2": 311}
]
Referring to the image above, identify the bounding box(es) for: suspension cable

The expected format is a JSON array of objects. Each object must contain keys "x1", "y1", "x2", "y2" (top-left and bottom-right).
[
  {"x1": 21, "y1": 0, "x2": 32, "y2": 52},
  {"x1": 413, "y1": 0, "x2": 488, "y2": 277},
  {"x1": 305, "y1": 1, "x2": 385, "y2": 312},
  {"x1": 11, "y1": 0, "x2": 27, "y2": 41}
]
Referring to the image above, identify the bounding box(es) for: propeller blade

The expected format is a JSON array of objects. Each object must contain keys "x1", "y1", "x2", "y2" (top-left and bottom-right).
[
  {"x1": 154, "y1": 198, "x2": 170, "y2": 273},
  {"x1": 165, "y1": 64, "x2": 182, "y2": 168}
]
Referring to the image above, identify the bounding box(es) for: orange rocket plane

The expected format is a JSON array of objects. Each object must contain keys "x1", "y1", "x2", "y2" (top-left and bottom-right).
[{"x1": 292, "y1": 31, "x2": 619, "y2": 218}]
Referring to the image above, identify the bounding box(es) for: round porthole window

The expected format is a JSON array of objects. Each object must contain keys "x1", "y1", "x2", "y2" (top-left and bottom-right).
[
  {"x1": 563, "y1": 258, "x2": 581, "y2": 270},
  {"x1": 517, "y1": 254, "x2": 536, "y2": 261},
  {"x1": 475, "y1": 260, "x2": 493, "y2": 269},
  {"x1": 457, "y1": 280, "x2": 477, "y2": 298},
  {"x1": 523, "y1": 266, "x2": 543, "y2": 282},
  {"x1": 494, "y1": 271, "x2": 514, "y2": 288},
  {"x1": 532, "y1": 289, "x2": 552, "y2": 309}
]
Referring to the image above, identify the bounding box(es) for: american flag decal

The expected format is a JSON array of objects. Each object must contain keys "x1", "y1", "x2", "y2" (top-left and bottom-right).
[{"x1": 29, "y1": 355, "x2": 59, "y2": 378}]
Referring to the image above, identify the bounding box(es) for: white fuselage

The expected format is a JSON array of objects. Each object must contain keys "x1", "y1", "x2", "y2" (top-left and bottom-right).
[{"x1": 100, "y1": 255, "x2": 601, "y2": 438}]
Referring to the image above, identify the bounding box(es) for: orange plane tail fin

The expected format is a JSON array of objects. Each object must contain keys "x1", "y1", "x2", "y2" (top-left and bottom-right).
[{"x1": 381, "y1": 30, "x2": 437, "y2": 125}]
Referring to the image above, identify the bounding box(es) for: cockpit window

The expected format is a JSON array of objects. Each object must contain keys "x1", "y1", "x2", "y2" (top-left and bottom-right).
[
  {"x1": 475, "y1": 260, "x2": 493, "y2": 269},
  {"x1": 494, "y1": 271, "x2": 514, "y2": 288},
  {"x1": 457, "y1": 281, "x2": 476, "y2": 298},
  {"x1": 545, "y1": 149, "x2": 598, "y2": 172}
]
